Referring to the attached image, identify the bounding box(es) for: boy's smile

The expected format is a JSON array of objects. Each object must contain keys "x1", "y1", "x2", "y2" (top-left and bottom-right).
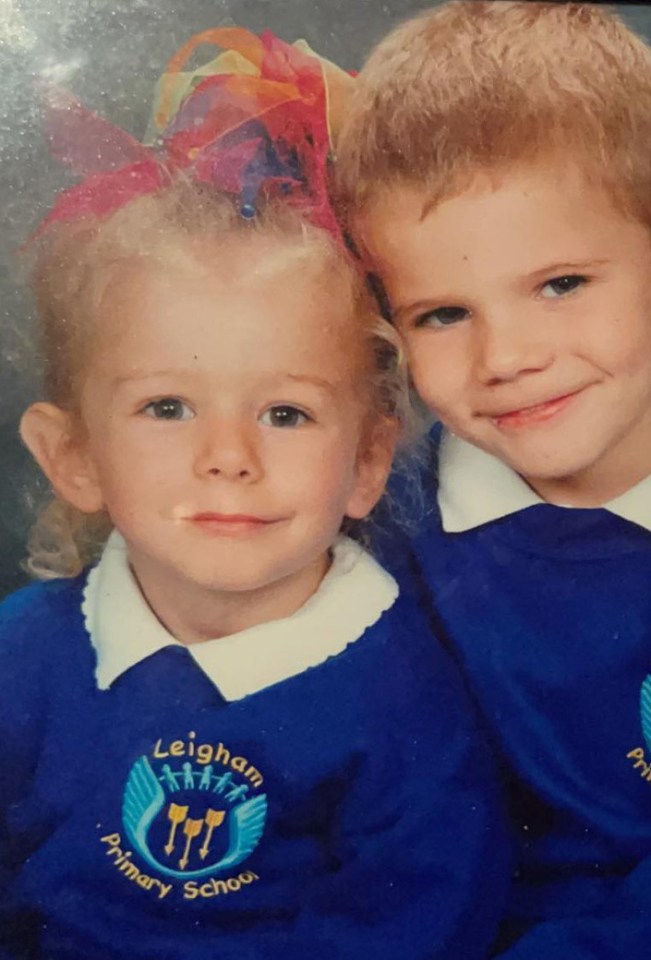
[{"x1": 361, "y1": 163, "x2": 651, "y2": 505}]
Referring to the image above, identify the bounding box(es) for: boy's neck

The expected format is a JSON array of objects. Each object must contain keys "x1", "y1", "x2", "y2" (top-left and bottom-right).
[
  {"x1": 525, "y1": 443, "x2": 651, "y2": 508},
  {"x1": 128, "y1": 551, "x2": 330, "y2": 645}
]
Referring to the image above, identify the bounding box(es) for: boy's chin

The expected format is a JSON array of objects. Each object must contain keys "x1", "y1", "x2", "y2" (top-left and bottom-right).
[
  {"x1": 495, "y1": 443, "x2": 623, "y2": 504},
  {"x1": 479, "y1": 436, "x2": 606, "y2": 487}
]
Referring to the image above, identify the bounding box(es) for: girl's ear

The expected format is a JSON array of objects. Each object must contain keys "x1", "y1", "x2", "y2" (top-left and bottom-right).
[
  {"x1": 346, "y1": 416, "x2": 400, "y2": 520},
  {"x1": 20, "y1": 402, "x2": 104, "y2": 514}
]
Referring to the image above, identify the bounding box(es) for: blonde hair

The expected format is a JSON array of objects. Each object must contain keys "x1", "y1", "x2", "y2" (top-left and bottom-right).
[
  {"x1": 26, "y1": 178, "x2": 408, "y2": 579},
  {"x1": 336, "y1": 1, "x2": 651, "y2": 223}
]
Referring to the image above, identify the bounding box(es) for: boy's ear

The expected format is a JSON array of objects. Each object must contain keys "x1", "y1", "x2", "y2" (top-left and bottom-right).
[
  {"x1": 20, "y1": 402, "x2": 104, "y2": 514},
  {"x1": 346, "y1": 416, "x2": 400, "y2": 520}
]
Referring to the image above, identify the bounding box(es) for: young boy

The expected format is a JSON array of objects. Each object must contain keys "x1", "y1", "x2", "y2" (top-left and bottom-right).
[{"x1": 337, "y1": 2, "x2": 651, "y2": 956}]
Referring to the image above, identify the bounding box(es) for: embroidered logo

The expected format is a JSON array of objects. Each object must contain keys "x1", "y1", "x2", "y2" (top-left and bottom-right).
[
  {"x1": 100, "y1": 732, "x2": 267, "y2": 901},
  {"x1": 626, "y1": 676, "x2": 651, "y2": 783}
]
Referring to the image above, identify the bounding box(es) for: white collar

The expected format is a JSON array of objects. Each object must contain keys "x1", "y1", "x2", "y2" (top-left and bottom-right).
[
  {"x1": 438, "y1": 430, "x2": 651, "y2": 533},
  {"x1": 82, "y1": 531, "x2": 398, "y2": 700}
]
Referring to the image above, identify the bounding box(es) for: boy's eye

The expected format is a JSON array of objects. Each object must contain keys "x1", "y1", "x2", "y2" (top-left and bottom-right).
[
  {"x1": 142, "y1": 398, "x2": 194, "y2": 421},
  {"x1": 414, "y1": 306, "x2": 469, "y2": 328},
  {"x1": 259, "y1": 405, "x2": 310, "y2": 428},
  {"x1": 540, "y1": 275, "x2": 586, "y2": 299}
]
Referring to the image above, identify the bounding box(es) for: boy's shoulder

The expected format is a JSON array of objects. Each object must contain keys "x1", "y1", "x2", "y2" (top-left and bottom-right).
[{"x1": 350, "y1": 562, "x2": 480, "y2": 730}]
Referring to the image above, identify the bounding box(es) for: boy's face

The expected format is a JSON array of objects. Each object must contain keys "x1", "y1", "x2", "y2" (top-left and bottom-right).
[{"x1": 361, "y1": 164, "x2": 651, "y2": 503}]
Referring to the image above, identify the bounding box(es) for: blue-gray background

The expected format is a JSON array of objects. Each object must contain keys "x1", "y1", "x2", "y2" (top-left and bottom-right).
[{"x1": 1, "y1": 0, "x2": 650, "y2": 598}]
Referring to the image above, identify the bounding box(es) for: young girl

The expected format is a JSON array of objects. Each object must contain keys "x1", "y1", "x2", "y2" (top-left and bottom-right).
[{"x1": 0, "y1": 30, "x2": 507, "y2": 959}]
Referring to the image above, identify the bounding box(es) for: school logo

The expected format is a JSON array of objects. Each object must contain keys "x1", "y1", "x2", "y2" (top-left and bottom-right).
[
  {"x1": 626, "y1": 676, "x2": 651, "y2": 784},
  {"x1": 100, "y1": 732, "x2": 267, "y2": 901}
]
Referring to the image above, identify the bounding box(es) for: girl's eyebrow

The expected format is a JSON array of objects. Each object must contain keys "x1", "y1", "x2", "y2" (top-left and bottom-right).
[
  {"x1": 110, "y1": 371, "x2": 338, "y2": 394},
  {"x1": 285, "y1": 373, "x2": 337, "y2": 395},
  {"x1": 112, "y1": 370, "x2": 179, "y2": 387}
]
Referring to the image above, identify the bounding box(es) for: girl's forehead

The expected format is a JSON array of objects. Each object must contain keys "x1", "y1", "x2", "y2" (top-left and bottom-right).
[
  {"x1": 98, "y1": 229, "x2": 343, "y2": 299},
  {"x1": 92, "y1": 251, "x2": 362, "y2": 368}
]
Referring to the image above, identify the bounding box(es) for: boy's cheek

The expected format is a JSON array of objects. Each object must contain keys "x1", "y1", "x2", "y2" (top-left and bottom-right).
[{"x1": 405, "y1": 342, "x2": 464, "y2": 414}]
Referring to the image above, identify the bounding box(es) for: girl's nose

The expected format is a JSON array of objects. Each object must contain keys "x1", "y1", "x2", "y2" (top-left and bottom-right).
[{"x1": 193, "y1": 420, "x2": 263, "y2": 482}]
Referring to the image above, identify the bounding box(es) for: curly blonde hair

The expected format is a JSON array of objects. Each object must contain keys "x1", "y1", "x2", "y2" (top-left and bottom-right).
[
  {"x1": 26, "y1": 178, "x2": 410, "y2": 579},
  {"x1": 336, "y1": 1, "x2": 651, "y2": 224}
]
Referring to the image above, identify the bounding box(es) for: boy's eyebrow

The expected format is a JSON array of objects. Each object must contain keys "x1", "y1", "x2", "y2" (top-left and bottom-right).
[
  {"x1": 393, "y1": 298, "x2": 438, "y2": 321},
  {"x1": 526, "y1": 258, "x2": 611, "y2": 281}
]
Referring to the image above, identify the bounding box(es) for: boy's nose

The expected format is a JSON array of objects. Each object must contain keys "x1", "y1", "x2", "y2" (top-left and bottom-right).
[
  {"x1": 474, "y1": 317, "x2": 554, "y2": 384},
  {"x1": 193, "y1": 419, "x2": 263, "y2": 482}
]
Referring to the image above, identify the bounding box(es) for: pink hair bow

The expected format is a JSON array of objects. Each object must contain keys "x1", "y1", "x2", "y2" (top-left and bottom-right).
[{"x1": 31, "y1": 28, "x2": 354, "y2": 242}]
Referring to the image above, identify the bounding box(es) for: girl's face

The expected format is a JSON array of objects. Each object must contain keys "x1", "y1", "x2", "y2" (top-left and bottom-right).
[{"x1": 72, "y1": 240, "x2": 392, "y2": 611}]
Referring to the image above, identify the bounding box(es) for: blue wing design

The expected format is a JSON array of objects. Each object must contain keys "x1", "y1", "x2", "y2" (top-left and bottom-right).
[
  {"x1": 216, "y1": 794, "x2": 268, "y2": 871},
  {"x1": 641, "y1": 676, "x2": 651, "y2": 754},
  {"x1": 122, "y1": 755, "x2": 166, "y2": 857}
]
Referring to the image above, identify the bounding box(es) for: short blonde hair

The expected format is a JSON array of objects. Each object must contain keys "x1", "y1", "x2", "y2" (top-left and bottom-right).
[
  {"x1": 26, "y1": 178, "x2": 408, "y2": 578},
  {"x1": 337, "y1": 1, "x2": 651, "y2": 223}
]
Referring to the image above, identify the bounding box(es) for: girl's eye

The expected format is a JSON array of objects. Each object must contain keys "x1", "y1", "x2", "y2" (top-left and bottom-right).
[
  {"x1": 142, "y1": 398, "x2": 194, "y2": 421},
  {"x1": 414, "y1": 305, "x2": 469, "y2": 328},
  {"x1": 540, "y1": 274, "x2": 586, "y2": 299},
  {"x1": 260, "y1": 405, "x2": 310, "y2": 428}
]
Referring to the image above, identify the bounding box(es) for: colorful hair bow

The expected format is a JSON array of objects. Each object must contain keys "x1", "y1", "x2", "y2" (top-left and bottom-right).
[{"x1": 32, "y1": 28, "x2": 354, "y2": 241}]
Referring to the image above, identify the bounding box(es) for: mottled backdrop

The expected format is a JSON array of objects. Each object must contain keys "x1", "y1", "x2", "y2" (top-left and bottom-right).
[{"x1": 1, "y1": 0, "x2": 650, "y2": 597}]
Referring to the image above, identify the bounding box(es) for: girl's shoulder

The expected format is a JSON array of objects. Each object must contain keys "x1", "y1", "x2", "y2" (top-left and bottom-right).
[{"x1": 0, "y1": 574, "x2": 87, "y2": 655}]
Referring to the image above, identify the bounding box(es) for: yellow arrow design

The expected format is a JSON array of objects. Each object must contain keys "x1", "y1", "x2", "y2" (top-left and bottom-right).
[
  {"x1": 199, "y1": 808, "x2": 226, "y2": 860},
  {"x1": 179, "y1": 817, "x2": 204, "y2": 870}
]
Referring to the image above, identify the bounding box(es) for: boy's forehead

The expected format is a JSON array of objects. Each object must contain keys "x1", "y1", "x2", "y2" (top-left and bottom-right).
[
  {"x1": 355, "y1": 185, "x2": 428, "y2": 264},
  {"x1": 356, "y1": 162, "x2": 567, "y2": 252},
  {"x1": 359, "y1": 159, "x2": 630, "y2": 245},
  {"x1": 355, "y1": 180, "x2": 474, "y2": 297},
  {"x1": 356, "y1": 169, "x2": 498, "y2": 253}
]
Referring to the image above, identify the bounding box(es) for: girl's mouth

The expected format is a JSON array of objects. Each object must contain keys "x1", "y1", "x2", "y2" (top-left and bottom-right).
[{"x1": 188, "y1": 513, "x2": 275, "y2": 534}]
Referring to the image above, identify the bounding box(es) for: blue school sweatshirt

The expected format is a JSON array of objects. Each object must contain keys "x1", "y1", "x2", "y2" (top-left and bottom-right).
[
  {"x1": 389, "y1": 430, "x2": 651, "y2": 958},
  {"x1": 0, "y1": 563, "x2": 507, "y2": 960}
]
